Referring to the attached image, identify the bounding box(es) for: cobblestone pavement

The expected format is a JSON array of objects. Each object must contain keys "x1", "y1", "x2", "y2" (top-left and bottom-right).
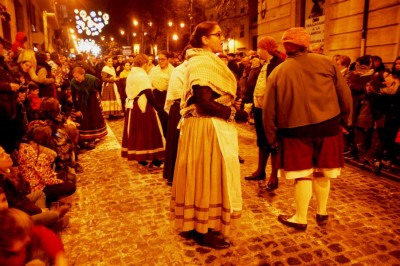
[{"x1": 61, "y1": 119, "x2": 400, "y2": 266}]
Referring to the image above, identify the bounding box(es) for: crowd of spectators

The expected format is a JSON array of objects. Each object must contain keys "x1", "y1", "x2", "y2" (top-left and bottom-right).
[{"x1": 0, "y1": 28, "x2": 399, "y2": 259}]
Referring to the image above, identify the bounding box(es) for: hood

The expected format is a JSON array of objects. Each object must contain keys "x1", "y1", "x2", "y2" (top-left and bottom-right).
[{"x1": 15, "y1": 32, "x2": 27, "y2": 42}]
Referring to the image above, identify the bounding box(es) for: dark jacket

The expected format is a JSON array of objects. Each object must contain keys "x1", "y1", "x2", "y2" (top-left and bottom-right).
[{"x1": 0, "y1": 170, "x2": 42, "y2": 215}]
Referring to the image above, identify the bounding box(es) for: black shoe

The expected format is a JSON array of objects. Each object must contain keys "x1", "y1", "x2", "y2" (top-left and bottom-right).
[
  {"x1": 245, "y1": 172, "x2": 266, "y2": 181},
  {"x1": 278, "y1": 215, "x2": 307, "y2": 231},
  {"x1": 316, "y1": 214, "x2": 329, "y2": 226},
  {"x1": 344, "y1": 154, "x2": 355, "y2": 160},
  {"x1": 138, "y1": 161, "x2": 148, "y2": 166},
  {"x1": 152, "y1": 159, "x2": 163, "y2": 167},
  {"x1": 266, "y1": 182, "x2": 278, "y2": 191},
  {"x1": 84, "y1": 142, "x2": 95, "y2": 150},
  {"x1": 196, "y1": 232, "x2": 230, "y2": 250}
]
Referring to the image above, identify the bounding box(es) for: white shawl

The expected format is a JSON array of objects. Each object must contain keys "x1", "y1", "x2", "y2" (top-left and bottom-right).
[
  {"x1": 125, "y1": 67, "x2": 152, "y2": 113},
  {"x1": 102, "y1": 65, "x2": 116, "y2": 77}
]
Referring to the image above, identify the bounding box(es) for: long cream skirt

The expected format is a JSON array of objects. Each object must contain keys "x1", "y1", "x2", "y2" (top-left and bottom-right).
[{"x1": 170, "y1": 117, "x2": 241, "y2": 236}]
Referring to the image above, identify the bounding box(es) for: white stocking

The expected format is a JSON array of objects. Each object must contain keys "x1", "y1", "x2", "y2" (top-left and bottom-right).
[
  {"x1": 312, "y1": 177, "x2": 330, "y2": 215},
  {"x1": 289, "y1": 179, "x2": 312, "y2": 224}
]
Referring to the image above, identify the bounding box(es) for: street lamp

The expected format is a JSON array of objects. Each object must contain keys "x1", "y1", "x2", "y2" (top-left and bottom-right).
[
  {"x1": 120, "y1": 29, "x2": 129, "y2": 45},
  {"x1": 133, "y1": 19, "x2": 145, "y2": 53},
  {"x1": 166, "y1": 21, "x2": 173, "y2": 52}
]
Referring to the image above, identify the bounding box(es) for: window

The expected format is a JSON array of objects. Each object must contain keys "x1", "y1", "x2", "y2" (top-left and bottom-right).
[{"x1": 239, "y1": 25, "x2": 244, "y2": 38}]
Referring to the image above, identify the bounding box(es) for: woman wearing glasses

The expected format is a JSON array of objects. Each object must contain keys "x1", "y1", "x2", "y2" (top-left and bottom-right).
[{"x1": 170, "y1": 21, "x2": 242, "y2": 249}]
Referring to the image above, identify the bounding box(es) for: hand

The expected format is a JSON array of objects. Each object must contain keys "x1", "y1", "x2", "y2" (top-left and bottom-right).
[{"x1": 10, "y1": 83, "x2": 20, "y2": 92}]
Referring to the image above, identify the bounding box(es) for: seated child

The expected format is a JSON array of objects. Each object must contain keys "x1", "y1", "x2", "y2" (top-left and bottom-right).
[{"x1": 26, "y1": 82, "x2": 42, "y2": 121}]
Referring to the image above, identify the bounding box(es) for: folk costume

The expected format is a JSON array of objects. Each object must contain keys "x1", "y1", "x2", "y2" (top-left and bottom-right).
[
  {"x1": 170, "y1": 48, "x2": 242, "y2": 236},
  {"x1": 121, "y1": 67, "x2": 165, "y2": 162},
  {"x1": 70, "y1": 74, "x2": 107, "y2": 141},
  {"x1": 100, "y1": 65, "x2": 123, "y2": 117},
  {"x1": 162, "y1": 61, "x2": 187, "y2": 184}
]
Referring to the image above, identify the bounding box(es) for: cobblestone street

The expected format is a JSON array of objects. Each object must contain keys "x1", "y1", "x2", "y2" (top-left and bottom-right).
[{"x1": 61, "y1": 119, "x2": 400, "y2": 266}]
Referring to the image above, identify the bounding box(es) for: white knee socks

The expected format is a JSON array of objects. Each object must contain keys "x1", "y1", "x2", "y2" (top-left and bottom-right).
[
  {"x1": 312, "y1": 177, "x2": 330, "y2": 215},
  {"x1": 290, "y1": 179, "x2": 312, "y2": 224}
]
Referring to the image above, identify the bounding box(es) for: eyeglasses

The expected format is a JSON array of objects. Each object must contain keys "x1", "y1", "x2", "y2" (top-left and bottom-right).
[{"x1": 207, "y1": 32, "x2": 223, "y2": 39}]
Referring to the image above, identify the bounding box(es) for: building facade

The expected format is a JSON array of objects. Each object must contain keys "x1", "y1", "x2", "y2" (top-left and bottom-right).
[
  {"x1": 254, "y1": 0, "x2": 400, "y2": 63},
  {"x1": 0, "y1": 0, "x2": 64, "y2": 52}
]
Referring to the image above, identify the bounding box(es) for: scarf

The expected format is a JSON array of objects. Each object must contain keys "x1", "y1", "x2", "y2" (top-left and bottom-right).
[
  {"x1": 102, "y1": 65, "x2": 116, "y2": 77},
  {"x1": 149, "y1": 64, "x2": 174, "y2": 91},
  {"x1": 125, "y1": 67, "x2": 152, "y2": 113},
  {"x1": 381, "y1": 80, "x2": 399, "y2": 95},
  {"x1": 71, "y1": 74, "x2": 99, "y2": 109},
  {"x1": 181, "y1": 48, "x2": 237, "y2": 116}
]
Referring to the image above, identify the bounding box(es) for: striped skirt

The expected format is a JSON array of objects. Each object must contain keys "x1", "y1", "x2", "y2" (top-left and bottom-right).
[{"x1": 170, "y1": 117, "x2": 241, "y2": 236}]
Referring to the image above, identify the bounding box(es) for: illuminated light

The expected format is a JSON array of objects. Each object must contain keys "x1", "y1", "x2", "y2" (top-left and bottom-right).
[
  {"x1": 74, "y1": 9, "x2": 109, "y2": 36},
  {"x1": 172, "y1": 33, "x2": 178, "y2": 40},
  {"x1": 149, "y1": 22, "x2": 152, "y2": 27},
  {"x1": 74, "y1": 9, "x2": 79, "y2": 14},
  {"x1": 77, "y1": 29, "x2": 83, "y2": 34},
  {"x1": 168, "y1": 21, "x2": 173, "y2": 27},
  {"x1": 69, "y1": 28, "x2": 75, "y2": 33},
  {"x1": 180, "y1": 22, "x2": 185, "y2": 28},
  {"x1": 80, "y1": 10, "x2": 87, "y2": 18},
  {"x1": 110, "y1": 37, "x2": 114, "y2": 41},
  {"x1": 76, "y1": 38, "x2": 101, "y2": 56}
]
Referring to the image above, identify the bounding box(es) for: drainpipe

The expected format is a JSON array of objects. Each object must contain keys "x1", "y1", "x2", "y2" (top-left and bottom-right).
[{"x1": 360, "y1": 0, "x2": 370, "y2": 56}]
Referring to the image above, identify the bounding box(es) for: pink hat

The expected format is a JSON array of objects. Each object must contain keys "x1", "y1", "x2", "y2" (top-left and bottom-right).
[
  {"x1": 257, "y1": 36, "x2": 278, "y2": 52},
  {"x1": 281, "y1": 27, "x2": 310, "y2": 48}
]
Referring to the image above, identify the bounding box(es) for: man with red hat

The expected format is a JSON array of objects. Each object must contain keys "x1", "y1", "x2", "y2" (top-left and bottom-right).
[
  {"x1": 263, "y1": 27, "x2": 352, "y2": 230},
  {"x1": 245, "y1": 36, "x2": 284, "y2": 193}
]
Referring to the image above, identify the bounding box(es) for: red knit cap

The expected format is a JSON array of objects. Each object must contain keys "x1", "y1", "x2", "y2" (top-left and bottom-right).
[
  {"x1": 281, "y1": 27, "x2": 310, "y2": 48},
  {"x1": 257, "y1": 36, "x2": 278, "y2": 52}
]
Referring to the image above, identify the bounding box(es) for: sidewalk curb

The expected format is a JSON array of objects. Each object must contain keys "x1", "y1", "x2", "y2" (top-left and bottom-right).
[{"x1": 345, "y1": 159, "x2": 400, "y2": 182}]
